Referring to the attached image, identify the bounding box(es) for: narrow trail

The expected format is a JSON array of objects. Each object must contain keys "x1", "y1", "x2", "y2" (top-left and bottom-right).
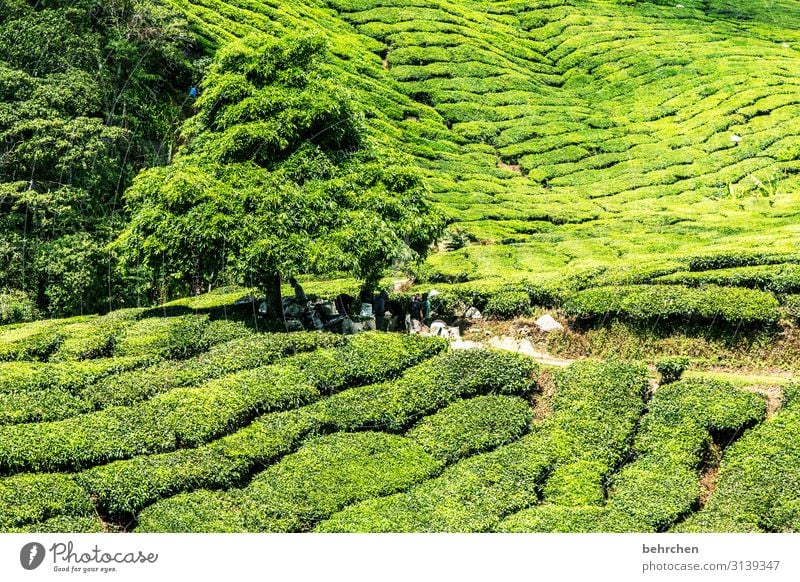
[{"x1": 450, "y1": 335, "x2": 575, "y2": 367}]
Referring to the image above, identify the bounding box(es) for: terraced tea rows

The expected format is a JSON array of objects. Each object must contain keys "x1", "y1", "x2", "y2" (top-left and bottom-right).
[
  {"x1": 0, "y1": 300, "x2": 790, "y2": 532},
  {"x1": 158, "y1": 0, "x2": 800, "y2": 289}
]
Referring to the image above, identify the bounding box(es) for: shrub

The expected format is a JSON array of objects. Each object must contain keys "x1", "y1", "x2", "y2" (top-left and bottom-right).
[
  {"x1": 310, "y1": 349, "x2": 539, "y2": 432},
  {"x1": 484, "y1": 290, "x2": 531, "y2": 319},
  {"x1": 135, "y1": 490, "x2": 251, "y2": 533},
  {"x1": 498, "y1": 505, "x2": 645, "y2": 533},
  {"x1": 0, "y1": 334, "x2": 444, "y2": 472},
  {"x1": 533, "y1": 360, "x2": 648, "y2": 506},
  {"x1": 544, "y1": 360, "x2": 649, "y2": 468},
  {"x1": 49, "y1": 311, "x2": 141, "y2": 361},
  {"x1": 687, "y1": 252, "x2": 800, "y2": 272},
  {"x1": 563, "y1": 285, "x2": 781, "y2": 328},
  {"x1": 0, "y1": 473, "x2": 93, "y2": 530},
  {"x1": 239, "y1": 432, "x2": 443, "y2": 531},
  {"x1": 5, "y1": 516, "x2": 104, "y2": 533},
  {"x1": 316, "y1": 430, "x2": 552, "y2": 533},
  {"x1": 607, "y1": 378, "x2": 767, "y2": 530},
  {"x1": 80, "y1": 349, "x2": 531, "y2": 516},
  {"x1": 0, "y1": 319, "x2": 70, "y2": 361},
  {"x1": 82, "y1": 331, "x2": 344, "y2": 408},
  {"x1": 405, "y1": 395, "x2": 533, "y2": 464},
  {"x1": 137, "y1": 432, "x2": 442, "y2": 533},
  {"x1": 79, "y1": 409, "x2": 317, "y2": 516},
  {"x1": 541, "y1": 461, "x2": 607, "y2": 506},
  {"x1": 682, "y1": 400, "x2": 800, "y2": 532},
  {"x1": 655, "y1": 264, "x2": 800, "y2": 295},
  {"x1": 113, "y1": 314, "x2": 211, "y2": 359},
  {"x1": 290, "y1": 333, "x2": 447, "y2": 394},
  {"x1": 656, "y1": 356, "x2": 690, "y2": 384},
  {"x1": 0, "y1": 356, "x2": 152, "y2": 395},
  {"x1": 0, "y1": 388, "x2": 92, "y2": 425},
  {"x1": 0, "y1": 290, "x2": 39, "y2": 325}
]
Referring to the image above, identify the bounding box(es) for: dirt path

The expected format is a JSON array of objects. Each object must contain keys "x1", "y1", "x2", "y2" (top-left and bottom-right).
[{"x1": 450, "y1": 335, "x2": 574, "y2": 367}]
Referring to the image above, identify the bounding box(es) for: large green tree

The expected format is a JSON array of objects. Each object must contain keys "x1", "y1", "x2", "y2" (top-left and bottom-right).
[
  {"x1": 117, "y1": 33, "x2": 445, "y2": 310},
  {"x1": 0, "y1": 0, "x2": 196, "y2": 316}
]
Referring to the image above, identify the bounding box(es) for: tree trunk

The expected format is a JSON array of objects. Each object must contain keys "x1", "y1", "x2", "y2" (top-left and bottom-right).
[{"x1": 264, "y1": 272, "x2": 283, "y2": 320}]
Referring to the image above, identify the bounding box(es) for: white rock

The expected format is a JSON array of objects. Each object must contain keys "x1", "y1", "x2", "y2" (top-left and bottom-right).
[
  {"x1": 676, "y1": 4, "x2": 684, "y2": 8},
  {"x1": 535, "y1": 314, "x2": 564, "y2": 332},
  {"x1": 518, "y1": 339, "x2": 538, "y2": 357},
  {"x1": 730, "y1": 134, "x2": 742, "y2": 143},
  {"x1": 464, "y1": 306, "x2": 483, "y2": 319}
]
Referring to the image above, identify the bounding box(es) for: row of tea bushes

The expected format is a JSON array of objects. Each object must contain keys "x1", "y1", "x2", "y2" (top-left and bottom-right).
[
  {"x1": 317, "y1": 360, "x2": 647, "y2": 532},
  {"x1": 0, "y1": 473, "x2": 93, "y2": 530},
  {"x1": 654, "y1": 264, "x2": 800, "y2": 294},
  {"x1": 676, "y1": 382, "x2": 800, "y2": 532},
  {"x1": 405, "y1": 394, "x2": 533, "y2": 464},
  {"x1": 497, "y1": 377, "x2": 766, "y2": 532},
  {"x1": 563, "y1": 284, "x2": 781, "y2": 327},
  {"x1": 0, "y1": 335, "x2": 445, "y2": 473},
  {"x1": 0, "y1": 356, "x2": 153, "y2": 395},
  {"x1": 81, "y1": 331, "x2": 345, "y2": 408},
  {"x1": 607, "y1": 378, "x2": 764, "y2": 531},
  {"x1": 315, "y1": 430, "x2": 552, "y2": 533},
  {"x1": 81, "y1": 349, "x2": 537, "y2": 518}
]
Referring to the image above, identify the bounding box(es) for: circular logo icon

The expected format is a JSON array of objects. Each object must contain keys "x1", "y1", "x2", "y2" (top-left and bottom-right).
[{"x1": 20, "y1": 542, "x2": 46, "y2": 570}]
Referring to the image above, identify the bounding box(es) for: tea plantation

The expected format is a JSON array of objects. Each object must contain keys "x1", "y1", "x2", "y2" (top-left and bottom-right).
[
  {"x1": 126, "y1": 0, "x2": 800, "y2": 336},
  {"x1": 0, "y1": 289, "x2": 793, "y2": 533},
  {"x1": 145, "y1": 0, "x2": 800, "y2": 288},
  {"x1": 1, "y1": 0, "x2": 799, "y2": 533}
]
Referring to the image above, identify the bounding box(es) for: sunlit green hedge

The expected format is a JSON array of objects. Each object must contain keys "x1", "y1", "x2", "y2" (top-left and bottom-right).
[
  {"x1": 608, "y1": 378, "x2": 766, "y2": 530},
  {"x1": 112, "y1": 314, "x2": 212, "y2": 359},
  {"x1": 0, "y1": 291, "x2": 40, "y2": 325},
  {"x1": 676, "y1": 394, "x2": 800, "y2": 532},
  {"x1": 316, "y1": 431, "x2": 551, "y2": 532},
  {"x1": 0, "y1": 473, "x2": 93, "y2": 530},
  {"x1": 80, "y1": 348, "x2": 533, "y2": 516},
  {"x1": 655, "y1": 264, "x2": 800, "y2": 294},
  {"x1": 82, "y1": 331, "x2": 344, "y2": 408},
  {"x1": 136, "y1": 432, "x2": 442, "y2": 532},
  {"x1": 406, "y1": 394, "x2": 532, "y2": 464},
  {"x1": 0, "y1": 356, "x2": 152, "y2": 395},
  {"x1": 310, "y1": 349, "x2": 538, "y2": 432},
  {"x1": 564, "y1": 285, "x2": 780, "y2": 327}
]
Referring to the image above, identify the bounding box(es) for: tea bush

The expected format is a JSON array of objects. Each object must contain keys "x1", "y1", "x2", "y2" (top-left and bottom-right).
[
  {"x1": 0, "y1": 291, "x2": 40, "y2": 325},
  {"x1": 564, "y1": 285, "x2": 781, "y2": 328},
  {"x1": 656, "y1": 356, "x2": 690, "y2": 384},
  {"x1": 406, "y1": 394, "x2": 533, "y2": 464},
  {"x1": 81, "y1": 349, "x2": 534, "y2": 515}
]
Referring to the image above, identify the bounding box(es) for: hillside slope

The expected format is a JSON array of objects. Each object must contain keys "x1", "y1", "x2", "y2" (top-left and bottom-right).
[{"x1": 163, "y1": 0, "x2": 800, "y2": 285}]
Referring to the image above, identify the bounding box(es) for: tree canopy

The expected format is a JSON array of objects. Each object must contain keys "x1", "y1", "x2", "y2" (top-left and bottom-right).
[
  {"x1": 0, "y1": 0, "x2": 197, "y2": 316},
  {"x1": 117, "y1": 33, "x2": 446, "y2": 299}
]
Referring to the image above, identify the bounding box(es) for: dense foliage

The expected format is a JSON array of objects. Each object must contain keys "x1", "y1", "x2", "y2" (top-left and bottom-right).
[
  {"x1": 117, "y1": 32, "x2": 445, "y2": 300},
  {"x1": 0, "y1": 0, "x2": 198, "y2": 315}
]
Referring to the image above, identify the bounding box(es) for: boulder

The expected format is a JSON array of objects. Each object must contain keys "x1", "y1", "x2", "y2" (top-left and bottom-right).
[
  {"x1": 535, "y1": 314, "x2": 564, "y2": 332},
  {"x1": 464, "y1": 306, "x2": 483, "y2": 320}
]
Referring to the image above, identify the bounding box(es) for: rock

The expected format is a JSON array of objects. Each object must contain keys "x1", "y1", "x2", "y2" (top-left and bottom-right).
[
  {"x1": 465, "y1": 306, "x2": 483, "y2": 320},
  {"x1": 535, "y1": 314, "x2": 564, "y2": 332},
  {"x1": 518, "y1": 339, "x2": 537, "y2": 357}
]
